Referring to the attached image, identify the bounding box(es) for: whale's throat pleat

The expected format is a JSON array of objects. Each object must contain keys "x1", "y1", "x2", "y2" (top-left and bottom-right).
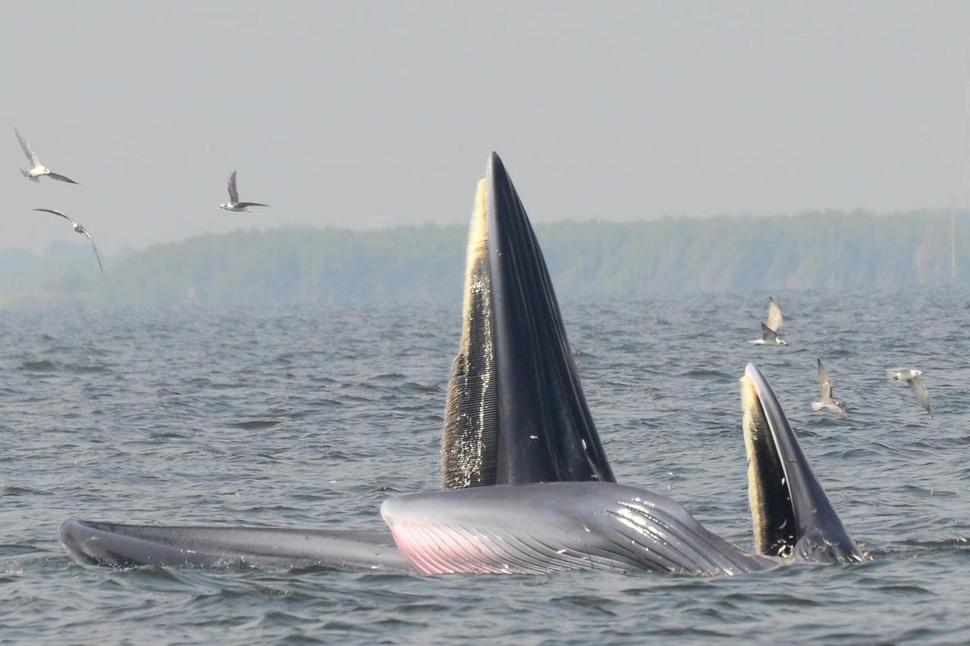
[{"x1": 442, "y1": 179, "x2": 498, "y2": 488}]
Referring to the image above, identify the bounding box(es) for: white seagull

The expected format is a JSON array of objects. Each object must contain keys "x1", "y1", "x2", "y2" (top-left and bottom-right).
[
  {"x1": 749, "y1": 296, "x2": 786, "y2": 345},
  {"x1": 887, "y1": 368, "x2": 932, "y2": 418},
  {"x1": 34, "y1": 208, "x2": 103, "y2": 272},
  {"x1": 15, "y1": 129, "x2": 79, "y2": 184},
  {"x1": 219, "y1": 171, "x2": 268, "y2": 212},
  {"x1": 811, "y1": 359, "x2": 846, "y2": 416}
]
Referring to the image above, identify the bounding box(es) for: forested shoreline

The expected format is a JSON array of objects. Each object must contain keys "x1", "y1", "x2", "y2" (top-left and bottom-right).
[{"x1": 2, "y1": 210, "x2": 967, "y2": 308}]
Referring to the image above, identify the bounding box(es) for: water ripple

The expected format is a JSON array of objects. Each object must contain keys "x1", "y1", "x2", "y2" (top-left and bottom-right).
[{"x1": 0, "y1": 291, "x2": 969, "y2": 643}]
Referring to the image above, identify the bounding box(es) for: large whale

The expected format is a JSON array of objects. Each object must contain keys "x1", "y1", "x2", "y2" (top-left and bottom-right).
[{"x1": 60, "y1": 153, "x2": 861, "y2": 574}]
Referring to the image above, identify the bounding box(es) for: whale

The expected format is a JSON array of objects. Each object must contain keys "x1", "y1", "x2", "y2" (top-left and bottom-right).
[
  {"x1": 379, "y1": 360, "x2": 861, "y2": 575},
  {"x1": 59, "y1": 152, "x2": 860, "y2": 574}
]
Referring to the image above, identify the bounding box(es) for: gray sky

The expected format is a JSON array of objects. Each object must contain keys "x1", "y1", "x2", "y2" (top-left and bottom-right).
[{"x1": 3, "y1": 1, "x2": 970, "y2": 254}]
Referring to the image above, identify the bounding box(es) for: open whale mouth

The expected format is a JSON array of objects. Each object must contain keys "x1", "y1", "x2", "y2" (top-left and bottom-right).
[
  {"x1": 440, "y1": 152, "x2": 614, "y2": 489},
  {"x1": 740, "y1": 363, "x2": 861, "y2": 562}
]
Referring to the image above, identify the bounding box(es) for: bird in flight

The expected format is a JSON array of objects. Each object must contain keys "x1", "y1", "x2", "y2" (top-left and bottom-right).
[
  {"x1": 811, "y1": 359, "x2": 846, "y2": 416},
  {"x1": 219, "y1": 171, "x2": 268, "y2": 212},
  {"x1": 15, "y1": 129, "x2": 79, "y2": 184},
  {"x1": 749, "y1": 296, "x2": 786, "y2": 345},
  {"x1": 34, "y1": 208, "x2": 103, "y2": 272},
  {"x1": 887, "y1": 368, "x2": 932, "y2": 418}
]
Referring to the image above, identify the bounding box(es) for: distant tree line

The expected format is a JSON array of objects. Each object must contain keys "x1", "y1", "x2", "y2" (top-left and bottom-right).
[{"x1": 1, "y1": 210, "x2": 968, "y2": 309}]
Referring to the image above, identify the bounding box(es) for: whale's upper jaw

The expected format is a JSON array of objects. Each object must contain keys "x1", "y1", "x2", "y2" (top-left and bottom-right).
[
  {"x1": 740, "y1": 363, "x2": 861, "y2": 563},
  {"x1": 440, "y1": 152, "x2": 614, "y2": 489}
]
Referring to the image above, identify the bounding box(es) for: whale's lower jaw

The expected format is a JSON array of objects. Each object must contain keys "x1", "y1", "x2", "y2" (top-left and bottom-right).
[
  {"x1": 59, "y1": 519, "x2": 412, "y2": 572},
  {"x1": 381, "y1": 482, "x2": 775, "y2": 576},
  {"x1": 59, "y1": 482, "x2": 779, "y2": 577}
]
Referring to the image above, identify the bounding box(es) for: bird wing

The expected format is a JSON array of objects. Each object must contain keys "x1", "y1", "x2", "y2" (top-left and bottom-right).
[
  {"x1": 15, "y1": 129, "x2": 40, "y2": 166},
  {"x1": 34, "y1": 208, "x2": 76, "y2": 225},
  {"x1": 236, "y1": 201, "x2": 269, "y2": 208},
  {"x1": 908, "y1": 376, "x2": 932, "y2": 417},
  {"x1": 80, "y1": 230, "x2": 104, "y2": 272},
  {"x1": 767, "y1": 297, "x2": 784, "y2": 333},
  {"x1": 760, "y1": 322, "x2": 777, "y2": 342},
  {"x1": 46, "y1": 171, "x2": 79, "y2": 184},
  {"x1": 817, "y1": 359, "x2": 833, "y2": 399},
  {"x1": 228, "y1": 171, "x2": 239, "y2": 203}
]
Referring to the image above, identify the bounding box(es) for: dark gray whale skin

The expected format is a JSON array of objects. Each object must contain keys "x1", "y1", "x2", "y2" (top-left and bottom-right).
[
  {"x1": 58, "y1": 152, "x2": 857, "y2": 574},
  {"x1": 59, "y1": 521, "x2": 410, "y2": 572},
  {"x1": 485, "y1": 153, "x2": 614, "y2": 485},
  {"x1": 60, "y1": 484, "x2": 775, "y2": 576}
]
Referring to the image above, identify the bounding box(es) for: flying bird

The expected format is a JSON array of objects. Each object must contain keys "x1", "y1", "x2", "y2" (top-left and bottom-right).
[
  {"x1": 887, "y1": 368, "x2": 932, "y2": 418},
  {"x1": 811, "y1": 359, "x2": 846, "y2": 416},
  {"x1": 14, "y1": 129, "x2": 79, "y2": 184},
  {"x1": 749, "y1": 296, "x2": 786, "y2": 345},
  {"x1": 34, "y1": 209, "x2": 103, "y2": 272},
  {"x1": 219, "y1": 171, "x2": 268, "y2": 212}
]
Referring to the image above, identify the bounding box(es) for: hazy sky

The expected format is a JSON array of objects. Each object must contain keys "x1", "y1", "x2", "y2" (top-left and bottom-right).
[{"x1": 3, "y1": 1, "x2": 970, "y2": 254}]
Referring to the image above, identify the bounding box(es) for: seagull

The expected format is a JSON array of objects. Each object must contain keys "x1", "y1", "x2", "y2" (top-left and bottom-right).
[
  {"x1": 811, "y1": 359, "x2": 846, "y2": 416},
  {"x1": 887, "y1": 368, "x2": 932, "y2": 418},
  {"x1": 749, "y1": 296, "x2": 786, "y2": 345},
  {"x1": 219, "y1": 171, "x2": 268, "y2": 212},
  {"x1": 34, "y1": 209, "x2": 103, "y2": 272},
  {"x1": 14, "y1": 129, "x2": 79, "y2": 184}
]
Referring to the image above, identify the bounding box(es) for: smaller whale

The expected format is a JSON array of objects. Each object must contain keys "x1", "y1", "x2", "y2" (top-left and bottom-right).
[{"x1": 749, "y1": 297, "x2": 786, "y2": 345}]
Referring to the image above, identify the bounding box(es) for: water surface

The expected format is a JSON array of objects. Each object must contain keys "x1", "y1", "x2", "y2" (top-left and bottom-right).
[{"x1": 1, "y1": 289, "x2": 968, "y2": 643}]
